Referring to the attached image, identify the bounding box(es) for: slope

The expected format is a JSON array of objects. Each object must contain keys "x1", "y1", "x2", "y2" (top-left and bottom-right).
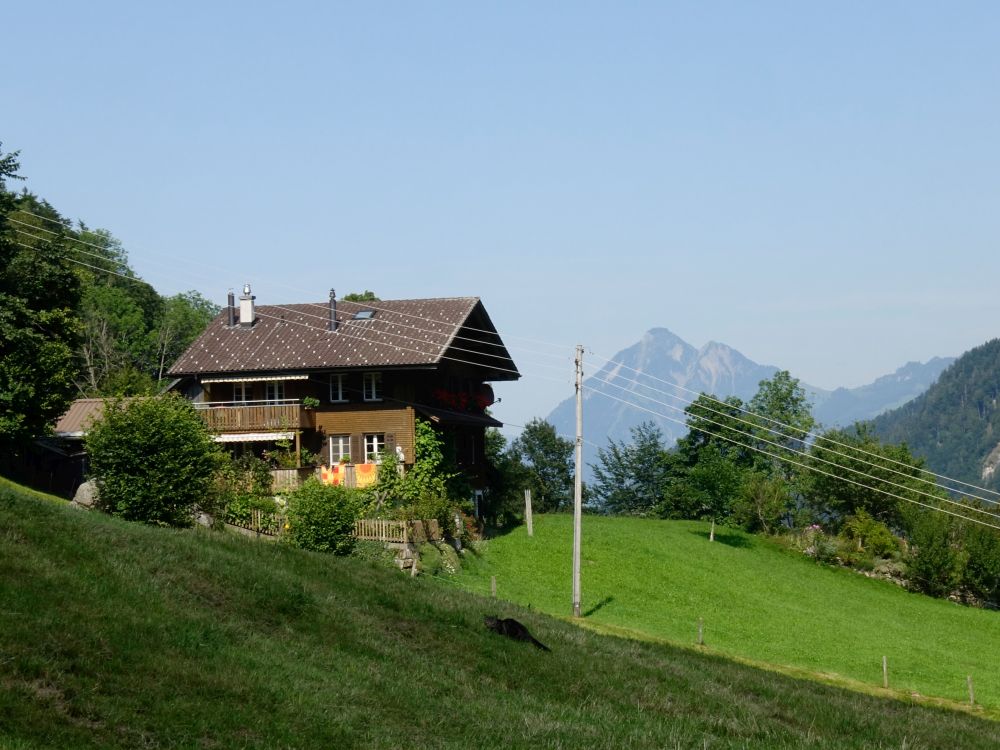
[
  {"x1": 2, "y1": 480, "x2": 999, "y2": 749},
  {"x1": 457, "y1": 514, "x2": 1000, "y2": 711},
  {"x1": 874, "y1": 338, "x2": 1000, "y2": 489}
]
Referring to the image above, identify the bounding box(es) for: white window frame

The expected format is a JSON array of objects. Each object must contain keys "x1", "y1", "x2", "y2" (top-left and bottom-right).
[
  {"x1": 329, "y1": 434, "x2": 350, "y2": 464},
  {"x1": 363, "y1": 372, "x2": 382, "y2": 402},
  {"x1": 364, "y1": 433, "x2": 385, "y2": 463},
  {"x1": 329, "y1": 373, "x2": 347, "y2": 403},
  {"x1": 233, "y1": 382, "x2": 250, "y2": 403},
  {"x1": 265, "y1": 381, "x2": 285, "y2": 403}
]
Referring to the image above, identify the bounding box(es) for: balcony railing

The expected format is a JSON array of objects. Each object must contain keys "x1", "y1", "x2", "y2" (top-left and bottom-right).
[{"x1": 194, "y1": 399, "x2": 313, "y2": 432}]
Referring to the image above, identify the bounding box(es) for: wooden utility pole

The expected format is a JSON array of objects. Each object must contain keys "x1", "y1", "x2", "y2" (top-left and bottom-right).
[{"x1": 572, "y1": 344, "x2": 584, "y2": 618}]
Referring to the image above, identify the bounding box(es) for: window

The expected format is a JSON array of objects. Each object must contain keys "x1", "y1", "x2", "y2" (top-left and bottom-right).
[
  {"x1": 363, "y1": 372, "x2": 382, "y2": 402},
  {"x1": 265, "y1": 381, "x2": 285, "y2": 403},
  {"x1": 329, "y1": 434, "x2": 350, "y2": 464},
  {"x1": 233, "y1": 382, "x2": 250, "y2": 403},
  {"x1": 353, "y1": 310, "x2": 375, "y2": 320},
  {"x1": 329, "y1": 374, "x2": 347, "y2": 403},
  {"x1": 364, "y1": 433, "x2": 385, "y2": 463}
]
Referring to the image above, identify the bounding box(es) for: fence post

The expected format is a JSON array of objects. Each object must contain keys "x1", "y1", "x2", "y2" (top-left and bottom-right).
[
  {"x1": 525, "y1": 489, "x2": 533, "y2": 537},
  {"x1": 882, "y1": 656, "x2": 888, "y2": 689},
  {"x1": 697, "y1": 618, "x2": 704, "y2": 646},
  {"x1": 491, "y1": 576, "x2": 497, "y2": 599},
  {"x1": 968, "y1": 675, "x2": 976, "y2": 705}
]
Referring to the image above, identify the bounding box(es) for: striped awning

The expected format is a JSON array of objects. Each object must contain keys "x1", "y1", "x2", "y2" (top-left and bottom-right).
[
  {"x1": 201, "y1": 374, "x2": 309, "y2": 384},
  {"x1": 213, "y1": 431, "x2": 295, "y2": 443}
]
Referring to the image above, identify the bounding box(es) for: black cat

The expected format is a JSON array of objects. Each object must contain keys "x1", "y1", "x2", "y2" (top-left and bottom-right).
[{"x1": 484, "y1": 615, "x2": 550, "y2": 651}]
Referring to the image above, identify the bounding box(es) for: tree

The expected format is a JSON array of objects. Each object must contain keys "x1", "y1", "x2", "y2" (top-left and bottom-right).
[
  {"x1": 677, "y1": 394, "x2": 756, "y2": 469},
  {"x1": 343, "y1": 290, "x2": 379, "y2": 302},
  {"x1": 152, "y1": 291, "x2": 219, "y2": 383},
  {"x1": 85, "y1": 394, "x2": 222, "y2": 526},
  {"x1": 747, "y1": 370, "x2": 815, "y2": 481},
  {"x1": 509, "y1": 418, "x2": 574, "y2": 512},
  {"x1": 0, "y1": 146, "x2": 82, "y2": 447},
  {"x1": 802, "y1": 423, "x2": 933, "y2": 531},
  {"x1": 592, "y1": 421, "x2": 669, "y2": 515}
]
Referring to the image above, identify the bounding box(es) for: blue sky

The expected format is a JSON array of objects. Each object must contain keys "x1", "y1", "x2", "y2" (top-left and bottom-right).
[{"x1": 6, "y1": 2, "x2": 1000, "y2": 430}]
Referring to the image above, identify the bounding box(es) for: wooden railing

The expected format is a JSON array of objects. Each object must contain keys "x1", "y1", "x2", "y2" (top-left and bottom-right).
[
  {"x1": 354, "y1": 518, "x2": 409, "y2": 544},
  {"x1": 194, "y1": 400, "x2": 312, "y2": 432}
]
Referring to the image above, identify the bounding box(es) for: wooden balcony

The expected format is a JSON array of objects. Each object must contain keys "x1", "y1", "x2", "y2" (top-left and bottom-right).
[{"x1": 194, "y1": 399, "x2": 313, "y2": 433}]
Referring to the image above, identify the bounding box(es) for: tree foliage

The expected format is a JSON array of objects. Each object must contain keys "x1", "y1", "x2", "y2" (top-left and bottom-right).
[
  {"x1": 85, "y1": 394, "x2": 222, "y2": 526},
  {"x1": 592, "y1": 422, "x2": 669, "y2": 515},
  {"x1": 284, "y1": 478, "x2": 367, "y2": 555},
  {"x1": 509, "y1": 418, "x2": 574, "y2": 512},
  {"x1": 0, "y1": 146, "x2": 82, "y2": 447}
]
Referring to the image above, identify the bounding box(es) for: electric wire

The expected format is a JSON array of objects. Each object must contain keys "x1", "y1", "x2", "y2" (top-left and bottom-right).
[
  {"x1": 587, "y1": 386, "x2": 1000, "y2": 531},
  {"x1": 587, "y1": 374, "x2": 1000, "y2": 522},
  {"x1": 11, "y1": 207, "x2": 578, "y2": 354},
  {"x1": 584, "y1": 364, "x2": 1000, "y2": 509},
  {"x1": 588, "y1": 349, "x2": 1000, "y2": 502}
]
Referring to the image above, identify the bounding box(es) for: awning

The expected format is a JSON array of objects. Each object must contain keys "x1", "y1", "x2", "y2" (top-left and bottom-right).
[
  {"x1": 201, "y1": 374, "x2": 309, "y2": 384},
  {"x1": 416, "y1": 405, "x2": 503, "y2": 428},
  {"x1": 214, "y1": 431, "x2": 295, "y2": 443}
]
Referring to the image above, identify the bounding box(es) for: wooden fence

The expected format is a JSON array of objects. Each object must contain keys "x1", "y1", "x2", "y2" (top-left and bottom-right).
[{"x1": 354, "y1": 518, "x2": 409, "y2": 544}]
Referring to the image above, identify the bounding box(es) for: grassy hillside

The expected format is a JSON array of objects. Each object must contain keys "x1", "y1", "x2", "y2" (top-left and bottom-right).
[
  {"x1": 457, "y1": 514, "x2": 1000, "y2": 709},
  {"x1": 3, "y1": 483, "x2": 1000, "y2": 749}
]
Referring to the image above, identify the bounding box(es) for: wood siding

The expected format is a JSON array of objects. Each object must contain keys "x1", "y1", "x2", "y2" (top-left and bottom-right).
[{"x1": 313, "y1": 405, "x2": 416, "y2": 464}]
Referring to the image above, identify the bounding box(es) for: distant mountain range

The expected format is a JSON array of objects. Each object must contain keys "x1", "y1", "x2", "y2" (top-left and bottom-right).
[{"x1": 546, "y1": 328, "x2": 953, "y2": 472}]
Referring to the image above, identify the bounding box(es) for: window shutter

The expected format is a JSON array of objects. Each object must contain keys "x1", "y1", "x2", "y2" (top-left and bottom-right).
[{"x1": 350, "y1": 434, "x2": 363, "y2": 463}]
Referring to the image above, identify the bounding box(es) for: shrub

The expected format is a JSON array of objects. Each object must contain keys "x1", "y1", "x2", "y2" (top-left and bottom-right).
[
  {"x1": 961, "y1": 524, "x2": 1000, "y2": 603},
  {"x1": 908, "y1": 513, "x2": 962, "y2": 597},
  {"x1": 284, "y1": 478, "x2": 366, "y2": 555},
  {"x1": 85, "y1": 394, "x2": 222, "y2": 527},
  {"x1": 841, "y1": 510, "x2": 899, "y2": 558}
]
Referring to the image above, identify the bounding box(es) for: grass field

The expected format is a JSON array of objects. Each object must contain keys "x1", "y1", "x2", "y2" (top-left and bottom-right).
[
  {"x1": 3, "y1": 481, "x2": 1000, "y2": 748},
  {"x1": 455, "y1": 514, "x2": 1000, "y2": 710}
]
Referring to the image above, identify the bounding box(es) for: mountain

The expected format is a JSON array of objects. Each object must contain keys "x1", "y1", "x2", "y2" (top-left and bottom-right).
[
  {"x1": 810, "y1": 357, "x2": 954, "y2": 428},
  {"x1": 873, "y1": 339, "x2": 1000, "y2": 490},
  {"x1": 546, "y1": 328, "x2": 949, "y2": 473}
]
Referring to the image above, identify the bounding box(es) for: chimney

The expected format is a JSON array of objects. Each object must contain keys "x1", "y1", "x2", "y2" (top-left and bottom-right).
[
  {"x1": 226, "y1": 289, "x2": 235, "y2": 327},
  {"x1": 329, "y1": 289, "x2": 338, "y2": 332},
  {"x1": 239, "y1": 283, "x2": 255, "y2": 328}
]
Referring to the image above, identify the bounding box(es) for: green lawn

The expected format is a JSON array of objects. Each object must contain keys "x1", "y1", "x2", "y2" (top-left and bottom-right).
[
  {"x1": 456, "y1": 514, "x2": 1000, "y2": 709},
  {"x1": 3, "y1": 482, "x2": 1000, "y2": 748}
]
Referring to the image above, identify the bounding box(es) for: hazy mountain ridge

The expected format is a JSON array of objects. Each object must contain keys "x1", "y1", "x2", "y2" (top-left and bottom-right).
[{"x1": 547, "y1": 328, "x2": 951, "y2": 472}]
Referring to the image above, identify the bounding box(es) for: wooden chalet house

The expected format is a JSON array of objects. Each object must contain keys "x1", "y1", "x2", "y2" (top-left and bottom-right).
[{"x1": 167, "y1": 286, "x2": 519, "y2": 487}]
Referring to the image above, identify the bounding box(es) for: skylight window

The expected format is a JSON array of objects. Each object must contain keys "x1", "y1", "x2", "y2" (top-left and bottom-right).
[{"x1": 353, "y1": 310, "x2": 375, "y2": 321}]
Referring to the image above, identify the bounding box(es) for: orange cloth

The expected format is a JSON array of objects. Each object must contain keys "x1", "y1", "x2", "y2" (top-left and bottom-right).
[
  {"x1": 355, "y1": 463, "x2": 377, "y2": 488},
  {"x1": 320, "y1": 465, "x2": 343, "y2": 486}
]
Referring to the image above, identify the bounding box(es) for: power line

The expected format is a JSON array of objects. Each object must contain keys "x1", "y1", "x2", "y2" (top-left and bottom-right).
[
  {"x1": 587, "y1": 386, "x2": 1000, "y2": 531},
  {"x1": 588, "y1": 349, "x2": 1000, "y2": 501},
  {"x1": 587, "y1": 374, "x2": 1000, "y2": 523},
  {"x1": 585, "y1": 366, "x2": 1000, "y2": 510},
  {"x1": 12, "y1": 206, "x2": 579, "y2": 354}
]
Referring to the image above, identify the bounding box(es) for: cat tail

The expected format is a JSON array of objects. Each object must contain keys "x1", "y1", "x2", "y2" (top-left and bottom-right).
[{"x1": 531, "y1": 637, "x2": 551, "y2": 652}]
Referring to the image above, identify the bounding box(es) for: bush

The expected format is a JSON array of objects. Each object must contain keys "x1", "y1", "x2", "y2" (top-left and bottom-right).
[
  {"x1": 284, "y1": 478, "x2": 366, "y2": 555},
  {"x1": 908, "y1": 513, "x2": 962, "y2": 597},
  {"x1": 841, "y1": 510, "x2": 899, "y2": 558},
  {"x1": 85, "y1": 394, "x2": 222, "y2": 527},
  {"x1": 961, "y1": 524, "x2": 1000, "y2": 603}
]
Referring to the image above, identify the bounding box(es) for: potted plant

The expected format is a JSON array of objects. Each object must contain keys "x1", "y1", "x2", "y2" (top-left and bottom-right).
[{"x1": 301, "y1": 396, "x2": 320, "y2": 409}]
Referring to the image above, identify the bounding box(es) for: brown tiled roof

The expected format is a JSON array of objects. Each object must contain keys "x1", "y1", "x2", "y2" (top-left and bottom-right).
[
  {"x1": 168, "y1": 296, "x2": 518, "y2": 378},
  {"x1": 54, "y1": 399, "x2": 110, "y2": 436}
]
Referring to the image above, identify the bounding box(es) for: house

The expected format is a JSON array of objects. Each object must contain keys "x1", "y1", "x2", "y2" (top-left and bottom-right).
[{"x1": 167, "y1": 286, "x2": 519, "y2": 487}]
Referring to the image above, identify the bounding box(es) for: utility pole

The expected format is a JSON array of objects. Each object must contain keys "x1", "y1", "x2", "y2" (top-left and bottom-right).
[{"x1": 572, "y1": 344, "x2": 583, "y2": 618}]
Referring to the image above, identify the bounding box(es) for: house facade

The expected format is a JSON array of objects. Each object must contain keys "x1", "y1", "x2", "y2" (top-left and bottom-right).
[{"x1": 167, "y1": 287, "x2": 519, "y2": 487}]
